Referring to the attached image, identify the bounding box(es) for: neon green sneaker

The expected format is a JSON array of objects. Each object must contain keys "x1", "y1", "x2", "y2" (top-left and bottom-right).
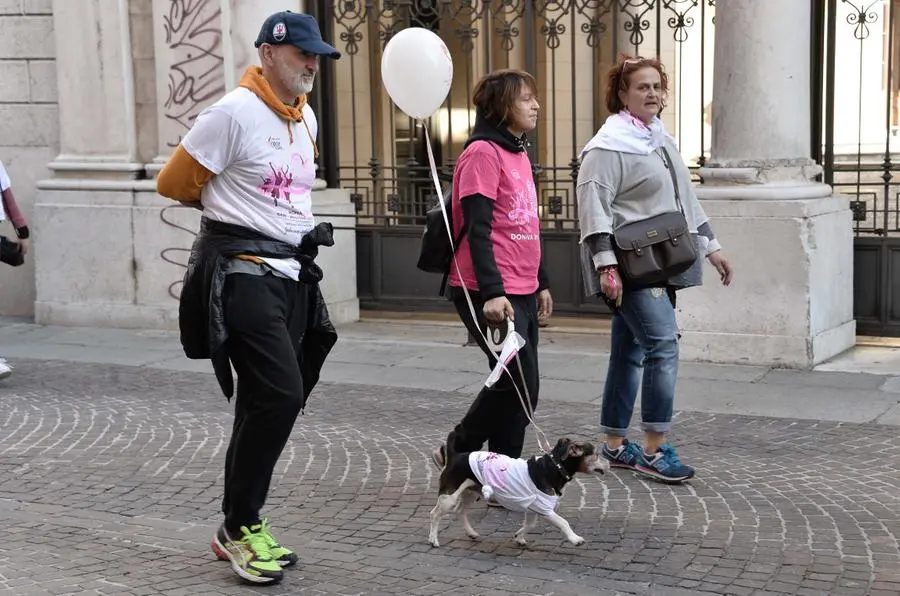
[
  {"x1": 211, "y1": 524, "x2": 283, "y2": 584},
  {"x1": 259, "y1": 518, "x2": 298, "y2": 567}
]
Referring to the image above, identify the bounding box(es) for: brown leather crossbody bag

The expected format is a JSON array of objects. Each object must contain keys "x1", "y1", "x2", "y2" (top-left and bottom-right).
[{"x1": 612, "y1": 147, "x2": 697, "y2": 285}]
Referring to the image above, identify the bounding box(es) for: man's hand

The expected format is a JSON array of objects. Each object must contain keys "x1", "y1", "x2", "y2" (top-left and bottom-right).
[
  {"x1": 537, "y1": 289, "x2": 553, "y2": 324},
  {"x1": 483, "y1": 296, "x2": 514, "y2": 325},
  {"x1": 707, "y1": 251, "x2": 733, "y2": 286},
  {"x1": 17, "y1": 238, "x2": 27, "y2": 256}
]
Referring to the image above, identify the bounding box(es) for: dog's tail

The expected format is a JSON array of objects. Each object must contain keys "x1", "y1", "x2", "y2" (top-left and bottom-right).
[
  {"x1": 436, "y1": 439, "x2": 465, "y2": 471},
  {"x1": 445, "y1": 436, "x2": 469, "y2": 462},
  {"x1": 444, "y1": 439, "x2": 456, "y2": 460},
  {"x1": 431, "y1": 444, "x2": 446, "y2": 470}
]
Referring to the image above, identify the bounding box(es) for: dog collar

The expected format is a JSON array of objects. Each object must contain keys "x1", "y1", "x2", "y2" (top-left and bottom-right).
[{"x1": 547, "y1": 453, "x2": 571, "y2": 483}]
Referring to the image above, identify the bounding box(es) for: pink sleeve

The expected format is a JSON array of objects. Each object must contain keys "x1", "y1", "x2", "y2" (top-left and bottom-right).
[
  {"x1": 455, "y1": 142, "x2": 502, "y2": 201},
  {"x1": 2, "y1": 190, "x2": 26, "y2": 229}
]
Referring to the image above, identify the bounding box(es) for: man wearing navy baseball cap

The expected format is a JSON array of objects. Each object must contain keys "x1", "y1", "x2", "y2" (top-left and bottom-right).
[
  {"x1": 255, "y1": 10, "x2": 341, "y2": 60},
  {"x1": 156, "y1": 10, "x2": 340, "y2": 586}
]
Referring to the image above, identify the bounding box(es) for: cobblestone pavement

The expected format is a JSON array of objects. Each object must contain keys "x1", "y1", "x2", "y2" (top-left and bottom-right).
[{"x1": 2, "y1": 359, "x2": 900, "y2": 596}]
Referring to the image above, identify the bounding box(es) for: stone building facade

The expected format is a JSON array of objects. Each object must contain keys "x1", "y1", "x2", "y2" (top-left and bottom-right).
[
  {"x1": 0, "y1": 0, "x2": 359, "y2": 328},
  {"x1": 0, "y1": 0, "x2": 862, "y2": 368}
]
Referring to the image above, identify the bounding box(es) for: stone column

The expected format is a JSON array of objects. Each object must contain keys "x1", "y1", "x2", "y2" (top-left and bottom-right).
[
  {"x1": 678, "y1": 0, "x2": 855, "y2": 368},
  {"x1": 35, "y1": 0, "x2": 155, "y2": 327},
  {"x1": 702, "y1": 0, "x2": 823, "y2": 186},
  {"x1": 49, "y1": 0, "x2": 143, "y2": 179}
]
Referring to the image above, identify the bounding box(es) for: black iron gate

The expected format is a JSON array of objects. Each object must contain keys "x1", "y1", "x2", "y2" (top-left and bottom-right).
[
  {"x1": 815, "y1": 0, "x2": 900, "y2": 336},
  {"x1": 305, "y1": 0, "x2": 900, "y2": 335},
  {"x1": 311, "y1": 0, "x2": 717, "y2": 314}
]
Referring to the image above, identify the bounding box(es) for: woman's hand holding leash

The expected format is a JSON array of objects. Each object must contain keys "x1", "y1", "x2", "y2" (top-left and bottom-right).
[{"x1": 484, "y1": 296, "x2": 515, "y2": 325}]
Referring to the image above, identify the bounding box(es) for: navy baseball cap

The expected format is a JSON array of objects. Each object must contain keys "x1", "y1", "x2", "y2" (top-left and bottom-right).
[{"x1": 254, "y1": 11, "x2": 341, "y2": 59}]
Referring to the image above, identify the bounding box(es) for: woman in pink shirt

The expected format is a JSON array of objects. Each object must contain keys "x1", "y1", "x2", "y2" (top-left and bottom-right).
[
  {"x1": 431, "y1": 69, "x2": 553, "y2": 469},
  {"x1": 0, "y1": 160, "x2": 28, "y2": 381}
]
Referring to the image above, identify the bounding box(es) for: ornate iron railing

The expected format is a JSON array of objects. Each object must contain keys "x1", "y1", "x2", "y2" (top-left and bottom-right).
[
  {"x1": 818, "y1": 0, "x2": 900, "y2": 237},
  {"x1": 311, "y1": 0, "x2": 717, "y2": 230}
]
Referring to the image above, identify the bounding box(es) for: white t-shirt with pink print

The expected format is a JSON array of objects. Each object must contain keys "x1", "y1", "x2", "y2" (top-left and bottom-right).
[
  {"x1": 468, "y1": 451, "x2": 559, "y2": 515},
  {"x1": 181, "y1": 87, "x2": 318, "y2": 280}
]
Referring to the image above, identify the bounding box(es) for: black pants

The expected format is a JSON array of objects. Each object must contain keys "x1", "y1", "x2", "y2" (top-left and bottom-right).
[
  {"x1": 221, "y1": 273, "x2": 309, "y2": 534},
  {"x1": 446, "y1": 290, "x2": 540, "y2": 459}
]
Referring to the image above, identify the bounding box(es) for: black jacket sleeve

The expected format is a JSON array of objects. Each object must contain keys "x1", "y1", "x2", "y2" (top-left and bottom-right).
[
  {"x1": 537, "y1": 244, "x2": 549, "y2": 292},
  {"x1": 461, "y1": 192, "x2": 505, "y2": 300}
]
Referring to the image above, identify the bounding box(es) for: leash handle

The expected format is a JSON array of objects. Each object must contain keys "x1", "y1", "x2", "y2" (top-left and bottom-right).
[{"x1": 485, "y1": 316, "x2": 514, "y2": 353}]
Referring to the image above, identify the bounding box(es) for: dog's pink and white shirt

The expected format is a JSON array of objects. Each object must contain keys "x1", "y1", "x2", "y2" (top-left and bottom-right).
[{"x1": 468, "y1": 451, "x2": 559, "y2": 515}]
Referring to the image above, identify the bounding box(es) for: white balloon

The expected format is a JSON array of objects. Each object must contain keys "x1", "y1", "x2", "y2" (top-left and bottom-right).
[{"x1": 381, "y1": 27, "x2": 453, "y2": 120}]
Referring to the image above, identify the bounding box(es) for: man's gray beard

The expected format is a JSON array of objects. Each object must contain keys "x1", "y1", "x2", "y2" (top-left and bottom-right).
[
  {"x1": 284, "y1": 75, "x2": 316, "y2": 95},
  {"x1": 285, "y1": 78, "x2": 314, "y2": 97},
  {"x1": 275, "y1": 59, "x2": 315, "y2": 96}
]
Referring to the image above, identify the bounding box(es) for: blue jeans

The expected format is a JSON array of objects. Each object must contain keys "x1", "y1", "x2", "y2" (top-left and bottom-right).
[{"x1": 600, "y1": 287, "x2": 679, "y2": 436}]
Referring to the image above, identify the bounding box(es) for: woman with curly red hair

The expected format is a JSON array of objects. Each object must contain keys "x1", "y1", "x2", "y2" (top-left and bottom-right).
[{"x1": 577, "y1": 55, "x2": 733, "y2": 483}]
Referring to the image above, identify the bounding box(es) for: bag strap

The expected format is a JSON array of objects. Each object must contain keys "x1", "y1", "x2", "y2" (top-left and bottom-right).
[
  {"x1": 659, "y1": 146, "x2": 686, "y2": 216},
  {"x1": 449, "y1": 204, "x2": 468, "y2": 256},
  {"x1": 440, "y1": 224, "x2": 468, "y2": 296}
]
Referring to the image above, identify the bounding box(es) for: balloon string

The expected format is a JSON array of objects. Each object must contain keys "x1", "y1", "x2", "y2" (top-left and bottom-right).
[{"x1": 420, "y1": 120, "x2": 550, "y2": 454}]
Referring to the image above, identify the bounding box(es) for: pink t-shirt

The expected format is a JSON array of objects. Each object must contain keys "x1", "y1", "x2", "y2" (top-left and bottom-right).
[{"x1": 448, "y1": 141, "x2": 541, "y2": 295}]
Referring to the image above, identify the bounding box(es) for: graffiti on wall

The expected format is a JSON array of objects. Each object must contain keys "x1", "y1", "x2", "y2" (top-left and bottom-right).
[{"x1": 163, "y1": 0, "x2": 226, "y2": 147}]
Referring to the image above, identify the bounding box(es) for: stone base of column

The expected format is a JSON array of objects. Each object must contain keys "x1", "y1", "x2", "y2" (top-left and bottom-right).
[
  {"x1": 48, "y1": 155, "x2": 146, "y2": 181},
  {"x1": 33, "y1": 180, "x2": 193, "y2": 331},
  {"x1": 34, "y1": 301, "x2": 183, "y2": 331},
  {"x1": 144, "y1": 155, "x2": 169, "y2": 179},
  {"x1": 676, "y1": 186, "x2": 855, "y2": 369},
  {"x1": 312, "y1": 187, "x2": 360, "y2": 325}
]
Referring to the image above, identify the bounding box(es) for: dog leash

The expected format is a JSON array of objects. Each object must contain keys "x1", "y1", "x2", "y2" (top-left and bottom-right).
[
  {"x1": 423, "y1": 126, "x2": 552, "y2": 455},
  {"x1": 488, "y1": 317, "x2": 551, "y2": 453}
]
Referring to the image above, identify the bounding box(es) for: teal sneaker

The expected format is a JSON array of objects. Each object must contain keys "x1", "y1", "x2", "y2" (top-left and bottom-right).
[
  {"x1": 600, "y1": 439, "x2": 646, "y2": 470},
  {"x1": 636, "y1": 444, "x2": 695, "y2": 484}
]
